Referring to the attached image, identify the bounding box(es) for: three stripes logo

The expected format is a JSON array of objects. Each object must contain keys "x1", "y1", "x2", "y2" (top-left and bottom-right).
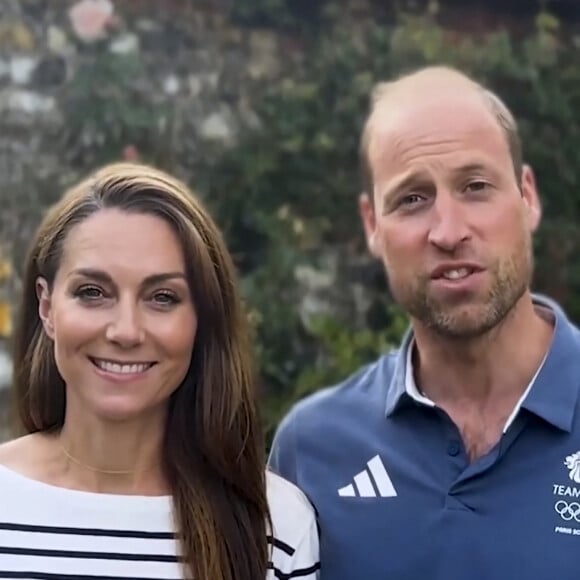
[{"x1": 337, "y1": 455, "x2": 397, "y2": 498}]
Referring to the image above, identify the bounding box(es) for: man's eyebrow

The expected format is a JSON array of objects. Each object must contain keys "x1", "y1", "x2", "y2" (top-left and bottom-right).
[
  {"x1": 380, "y1": 162, "x2": 495, "y2": 198},
  {"x1": 380, "y1": 170, "x2": 429, "y2": 200},
  {"x1": 451, "y1": 162, "x2": 491, "y2": 176},
  {"x1": 68, "y1": 268, "x2": 187, "y2": 286}
]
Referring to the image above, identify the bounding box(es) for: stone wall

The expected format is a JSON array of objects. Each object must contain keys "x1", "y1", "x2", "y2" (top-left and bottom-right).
[
  {"x1": 1, "y1": 0, "x2": 572, "y2": 441},
  {"x1": 0, "y1": 0, "x2": 309, "y2": 438},
  {"x1": 0, "y1": 0, "x2": 296, "y2": 249}
]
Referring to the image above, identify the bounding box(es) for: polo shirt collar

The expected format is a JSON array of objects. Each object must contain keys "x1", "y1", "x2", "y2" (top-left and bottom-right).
[
  {"x1": 384, "y1": 294, "x2": 580, "y2": 432},
  {"x1": 384, "y1": 327, "x2": 414, "y2": 416},
  {"x1": 520, "y1": 296, "x2": 580, "y2": 432}
]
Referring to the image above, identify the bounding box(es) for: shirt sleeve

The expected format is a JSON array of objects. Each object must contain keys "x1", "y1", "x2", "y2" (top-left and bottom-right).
[
  {"x1": 288, "y1": 516, "x2": 320, "y2": 579},
  {"x1": 268, "y1": 508, "x2": 320, "y2": 580},
  {"x1": 268, "y1": 409, "x2": 320, "y2": 579},
  {"x1": 268, "y1": 408, "x2": 299, "y2": 484}
]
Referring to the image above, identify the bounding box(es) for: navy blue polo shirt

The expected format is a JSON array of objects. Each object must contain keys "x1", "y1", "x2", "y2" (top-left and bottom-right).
[{"x1": 269, "y1": 296, "x2": 580, "y2": 580}]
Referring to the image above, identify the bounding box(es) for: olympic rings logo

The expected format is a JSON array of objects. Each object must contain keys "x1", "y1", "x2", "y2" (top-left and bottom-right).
[{"x1": 555, "y1": 500, "x2": 580, "y2": 522}]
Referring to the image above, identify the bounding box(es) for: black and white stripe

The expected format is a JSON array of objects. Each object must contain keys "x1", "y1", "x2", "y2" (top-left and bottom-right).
[
  {"x1": 0, "y1": 521, "x2": 180, "y2": 579},
  {"x1": 0, "y1": 467, "x2": 319, "y2": 579},
  {"x1": 266, "y1": 473, "x2": 320, "y2": 579},
  {"x1": 267, "y1": 536, "x2": 320, "y2": 579}
]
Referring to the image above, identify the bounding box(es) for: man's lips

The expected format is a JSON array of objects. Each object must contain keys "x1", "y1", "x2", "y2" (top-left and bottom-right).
[{"x1": 430, "y1": 262, "x2": 485, "y2": 280}]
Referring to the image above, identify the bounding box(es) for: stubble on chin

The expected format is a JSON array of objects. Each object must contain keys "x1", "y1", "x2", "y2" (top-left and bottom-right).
[{"x1": 389, "y1": 250, "x2": 532, "y2": 340}]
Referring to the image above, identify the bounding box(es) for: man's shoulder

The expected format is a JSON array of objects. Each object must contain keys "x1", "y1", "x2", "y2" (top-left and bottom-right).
[
  {"x1": 283, "y1": 350, "x2": 400, "y2": 430},
  {"x1": 268, "y1": 349, "x2": 402, "y2": 487}
]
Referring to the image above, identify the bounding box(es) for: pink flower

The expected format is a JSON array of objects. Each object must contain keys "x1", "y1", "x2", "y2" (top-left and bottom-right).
[{"x1": 68, "y1": 0, "x2": 114, "y2": 43}]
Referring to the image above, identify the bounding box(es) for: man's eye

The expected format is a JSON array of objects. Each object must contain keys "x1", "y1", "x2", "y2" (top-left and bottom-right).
[
  {"x1": 465, "y1": 181, "x2": 489, "y2": 193},
  {"x1": 402, "y1": 194, "x2": 425, "y2": 205}
]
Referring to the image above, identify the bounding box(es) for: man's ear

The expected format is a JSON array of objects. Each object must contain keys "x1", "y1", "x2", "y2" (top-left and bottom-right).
[
  {"x1": 36, "y1": 277, "x2": 55, "y2": 339},
  {"x1": 520, "y1": 164, "x2": 542, "y2": 233},
  {"x1": 359, "y1": 192, "x2": 381, "y2": 258}
]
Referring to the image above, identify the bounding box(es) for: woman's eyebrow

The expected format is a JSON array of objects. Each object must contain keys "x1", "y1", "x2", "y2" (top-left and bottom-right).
[{"x1": 67, "y1": 268, "x2": 187, "y2": 287}]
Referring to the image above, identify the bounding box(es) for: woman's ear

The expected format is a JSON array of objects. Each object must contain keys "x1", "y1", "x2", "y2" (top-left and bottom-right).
[{"x1": 36, "y1": 277, "x2": 55, "y2": 339}]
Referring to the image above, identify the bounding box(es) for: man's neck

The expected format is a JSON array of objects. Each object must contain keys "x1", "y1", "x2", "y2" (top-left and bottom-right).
[
  {"x1": 413, "y1": 295, "x2": 555, "y2": 405},
  {"x1": 411, "y1": 295, "x2": 554, "y2": 462}
]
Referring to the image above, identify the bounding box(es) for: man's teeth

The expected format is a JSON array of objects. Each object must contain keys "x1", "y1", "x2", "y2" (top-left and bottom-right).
[
  {"x1": 442, "y1": 268, "x2": 471, "y2": 280},
  {"x1": 94, "y1": 360, "x2": 151, "y2": 374}
]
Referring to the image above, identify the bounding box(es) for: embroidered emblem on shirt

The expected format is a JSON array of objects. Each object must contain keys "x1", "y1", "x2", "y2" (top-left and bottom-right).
[{"x1": 565, "y1": 451, "x2": 580, "y2": 484}]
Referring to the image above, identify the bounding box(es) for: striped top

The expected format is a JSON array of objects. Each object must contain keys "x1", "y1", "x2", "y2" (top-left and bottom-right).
[{"x1": 0, "y1": 466, "x2": 320, "y2": 579}]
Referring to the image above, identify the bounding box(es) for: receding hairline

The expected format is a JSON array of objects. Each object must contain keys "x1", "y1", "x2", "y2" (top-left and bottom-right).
[{"x1": 359, "y1": 66, "x2": 523, "y2": 194}]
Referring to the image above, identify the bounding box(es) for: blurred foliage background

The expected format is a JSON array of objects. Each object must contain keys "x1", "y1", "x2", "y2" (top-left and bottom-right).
[
  {"x1": 2, "y1": 0, "x2": 580, "y2": 441},
  {"x1": 211, "y1": 0, "x2": 580, "y2": 440}
]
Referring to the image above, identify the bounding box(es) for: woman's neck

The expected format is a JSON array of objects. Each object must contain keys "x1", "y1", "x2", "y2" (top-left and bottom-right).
[{"x1": 54, "y1": 409, "x2": 169, "y2": 495}]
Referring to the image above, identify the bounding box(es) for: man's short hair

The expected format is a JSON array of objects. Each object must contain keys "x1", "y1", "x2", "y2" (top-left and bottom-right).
[{"x1": 359, "y1": 67, "x2": 523, "y2": 197}]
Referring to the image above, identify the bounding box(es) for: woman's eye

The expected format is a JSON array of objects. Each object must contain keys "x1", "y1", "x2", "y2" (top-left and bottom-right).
[
  {"x1": 75, "y1": 285, "x2": 104, "y2": 300},
  {"x1": 152, "y1": 291, "x2": 180, "y2": 306}
]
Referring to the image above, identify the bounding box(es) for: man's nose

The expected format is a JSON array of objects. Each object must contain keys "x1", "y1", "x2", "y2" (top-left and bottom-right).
[{"x1": 427, "y1": 193, "x2": 471, "y2": 252}]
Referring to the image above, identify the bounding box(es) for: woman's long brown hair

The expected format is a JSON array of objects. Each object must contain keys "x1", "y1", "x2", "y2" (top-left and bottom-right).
[{"x1": 12, "y1": 162, "x2": 269, "y2": 580}]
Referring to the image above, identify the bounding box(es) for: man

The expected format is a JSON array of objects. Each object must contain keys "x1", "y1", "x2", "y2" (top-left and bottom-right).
[{"x1": 269, "y1": 66, "x2": 580, "y2": 579}]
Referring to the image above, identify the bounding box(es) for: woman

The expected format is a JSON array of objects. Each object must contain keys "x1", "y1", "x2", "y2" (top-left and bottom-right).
[{"x1": 0, "y1": 163, "x2": 319, "y2": 580}]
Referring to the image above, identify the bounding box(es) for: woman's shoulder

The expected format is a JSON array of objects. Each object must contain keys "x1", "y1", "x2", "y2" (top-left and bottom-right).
[
  {"x1": 0, "y1": 433, "x2": 48, "y2": 473},
  {"x1": 266, "y1": 471, "x2": 320, "y2": 578},
  {"x1": 266, "y1": 470, "x2": 314, "y2": 514},
  {"x1": 266, "y1": 470, "x2": 316, "y2": 539}
]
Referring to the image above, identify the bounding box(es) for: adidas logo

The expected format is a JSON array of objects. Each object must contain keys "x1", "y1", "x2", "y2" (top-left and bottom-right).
[{"x1": 337, "y1": 454, "x2": 397, "y2": 498}]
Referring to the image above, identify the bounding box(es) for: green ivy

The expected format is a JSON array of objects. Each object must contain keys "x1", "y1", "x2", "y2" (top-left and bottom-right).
[
  {"x1": 61, "y1": 49, "x2": 168, "y2": 169},
  {"x1": 207, "y1": 6, "x2": 580, "y2": 436},
  {"x1": 228, "y1": 0, "x2": 327, "y2": 30},
  {"x1": 59, "y1": 4, "x2": 580, "y2": 440}
]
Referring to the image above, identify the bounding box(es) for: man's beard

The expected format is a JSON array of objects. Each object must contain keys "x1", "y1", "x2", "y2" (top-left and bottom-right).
[{"x1": 389, "y1": 237, "x2": 533, "y2": 340}]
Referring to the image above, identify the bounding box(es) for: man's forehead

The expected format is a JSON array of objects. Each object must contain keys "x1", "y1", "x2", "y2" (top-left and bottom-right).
[
  {"x1": 367, "y1": 95, "x2": 504, "y2": 168},
  {"x1": 373, "y1": 67, "x2": 477, "y2": 102},
  {"x1": 367, "y1": 67, "x2": 493, "y2": 136},
  {"x1": 371, "y1": 83, "x2": 493, "y2": 132}
]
